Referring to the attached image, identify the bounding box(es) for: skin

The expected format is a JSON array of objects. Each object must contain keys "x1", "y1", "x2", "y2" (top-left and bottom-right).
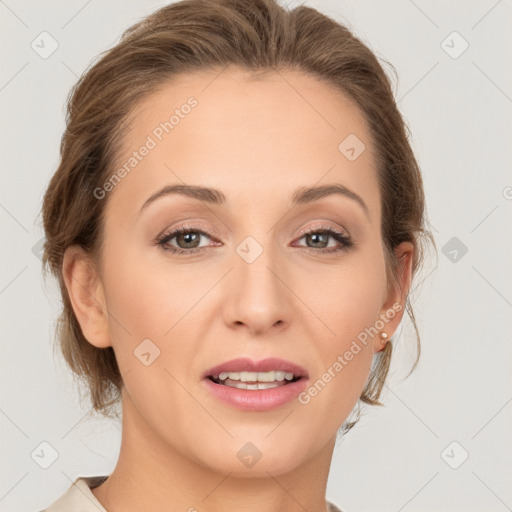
[{"x1": 63, "y1": 66, "x2": 413, "y2": 512}]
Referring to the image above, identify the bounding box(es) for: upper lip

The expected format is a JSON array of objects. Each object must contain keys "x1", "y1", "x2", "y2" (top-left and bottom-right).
[{"x1": 203, "y1": 357, "x2": 308, "y2": 379}]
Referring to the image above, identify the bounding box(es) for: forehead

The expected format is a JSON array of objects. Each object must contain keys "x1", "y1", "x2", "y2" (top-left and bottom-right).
[{"x1": 106, "y1": 66, "x2": 380, "y2": 222}]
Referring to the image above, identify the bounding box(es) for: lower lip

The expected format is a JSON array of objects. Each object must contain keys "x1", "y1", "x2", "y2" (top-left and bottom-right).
[{"x1": 203, "y1": 377, "x2": 308, "y2": 411}]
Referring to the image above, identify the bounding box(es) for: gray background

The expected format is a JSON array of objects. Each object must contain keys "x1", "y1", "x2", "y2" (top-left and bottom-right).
[{"x1": 1, "y1": 1, "x2": 511, "y2": 511}]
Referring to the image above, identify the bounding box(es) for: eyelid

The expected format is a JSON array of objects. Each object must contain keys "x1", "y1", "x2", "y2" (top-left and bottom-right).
[
  {"x1": 295, "y1": 222, "x2": 349, "y2": 238},
  {"x1": 157, "y1": 221, "x2": 349, "y2": 242},
  {"x1": 155, "y1": 220, "x2": 353, "y2": 255},
  {"x1": 292, "y1": 223, "x2": 354, "y2": 252},
  {"x1": 157, "y1": 221, "x2": 220, "y2": 241}
]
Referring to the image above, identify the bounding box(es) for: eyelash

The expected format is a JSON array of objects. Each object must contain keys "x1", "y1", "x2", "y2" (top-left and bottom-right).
[{"x1": 155, "y1": 223, "x2": 354, "y2": 256}]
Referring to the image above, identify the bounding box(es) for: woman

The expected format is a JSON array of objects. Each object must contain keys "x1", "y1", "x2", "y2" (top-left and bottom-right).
[{"x1": 38, "y1": 0, "x2": 435, "y2": 510}]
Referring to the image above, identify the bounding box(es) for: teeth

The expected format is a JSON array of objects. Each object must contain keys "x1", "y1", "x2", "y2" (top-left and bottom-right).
[
  {"x1": 223, "y1": 381, "x2": 285, "y2": 390},
  {"x1": 216, "y1": 371, "x2": 296, "y2": 382}
]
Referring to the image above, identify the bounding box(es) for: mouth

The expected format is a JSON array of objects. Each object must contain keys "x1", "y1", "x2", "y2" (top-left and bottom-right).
[
  {"x1": 202, "y1": 357, "x2": 308, "y2": 411},
  {"x1": 203, "y1": 357, "x2": 308, "y2": 386},
  {"x1": 207, "y1": 371, "x2": 303, "y2": 390}
]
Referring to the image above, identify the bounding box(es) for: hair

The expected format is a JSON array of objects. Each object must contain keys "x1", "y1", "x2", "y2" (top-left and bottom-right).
[{"x1": 40, "y1": 0, "x2": 436, "y2": 434}]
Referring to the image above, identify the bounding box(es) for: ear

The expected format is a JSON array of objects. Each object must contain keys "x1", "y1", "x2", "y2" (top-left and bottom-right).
[
  {"x1": 62, "y1": 245, "x2": 111, "y2": 348},
  {"x1": 374, "y1": 241, "x2": 414, "y2": 353}
]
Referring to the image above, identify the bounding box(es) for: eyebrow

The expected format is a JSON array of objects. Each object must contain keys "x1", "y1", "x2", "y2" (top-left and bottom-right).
[{"x1": 140, "y1": 183, "x2": 370, "y2": 219}]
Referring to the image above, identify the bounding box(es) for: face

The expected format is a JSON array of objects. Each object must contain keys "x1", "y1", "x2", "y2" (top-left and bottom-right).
[{"x1": 65, "y1": 66, "x2": 412, "y2": 478}]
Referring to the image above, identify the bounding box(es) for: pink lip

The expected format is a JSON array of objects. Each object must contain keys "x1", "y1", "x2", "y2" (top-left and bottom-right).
[
  {"x1": 202, "y1": 357, "x2": 308, "y2": 379},
  {"x1": 203, "y1": 377, "x2": 308, "y2": 411},
  {"x1": 201, "y1": 357, "x2": 309, "y2": 412}
]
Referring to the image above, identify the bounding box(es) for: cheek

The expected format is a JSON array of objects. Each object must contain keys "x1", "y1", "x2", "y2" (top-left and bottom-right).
[
  {"x1": 100, "y1": 248, "x2": 201, "y2": 419},
  {"x1": 100, "y1": 245, "x2": 218, "y2": 394},
  {"x1": 102, "y1": 244, "x2": 210, "y2": 338},
  {"x1": 312, "y1": 247, "x2": 386, "y2": 341},
  {"x1": 306, "y1": 251, "x2": 386, "y2": 402},
  {"x1": 301, "y1": 294, "x2": 380, "y2": 427}
]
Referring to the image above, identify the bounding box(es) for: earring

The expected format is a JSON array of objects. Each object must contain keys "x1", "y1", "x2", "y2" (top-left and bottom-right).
[{"x1": 380, "y1": 332, "x2": 389, "y2": 345}]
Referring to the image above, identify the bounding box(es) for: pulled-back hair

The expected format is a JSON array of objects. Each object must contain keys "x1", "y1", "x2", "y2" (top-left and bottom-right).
[{"x1": 41, "y1": 0, "x2": 435, "y2": 434}]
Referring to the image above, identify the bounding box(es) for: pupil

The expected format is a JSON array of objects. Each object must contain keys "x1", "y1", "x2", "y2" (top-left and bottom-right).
[
  {"x1": 179, "y1": 232, "x2": 199, "y2": 248},
  {"x1": 308, "y1": 233, "x2": 327, "y2": 248}
]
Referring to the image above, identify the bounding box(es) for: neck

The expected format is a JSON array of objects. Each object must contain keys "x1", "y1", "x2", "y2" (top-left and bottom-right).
[{"x1": 91, "y1": 391, "x2": 335, "y2": 512}]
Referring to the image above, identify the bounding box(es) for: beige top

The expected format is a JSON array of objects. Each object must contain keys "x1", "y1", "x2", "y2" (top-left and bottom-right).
[{"x1": 39, "y1": 475, "x2": 344, "y2": 512}]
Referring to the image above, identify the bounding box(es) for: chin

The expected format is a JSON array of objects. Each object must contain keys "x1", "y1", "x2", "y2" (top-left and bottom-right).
[{"x1": 195, "y1": 438, "x2": 308, "y2": 478}]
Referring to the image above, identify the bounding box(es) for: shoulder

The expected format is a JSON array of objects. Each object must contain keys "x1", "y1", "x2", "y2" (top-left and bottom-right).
[
  {"x1": 37, "y1": 475, "x2": 108, "y2": 512},
  {"x1": 37, "y1": 477, "x2": 342, "y2": 512},
  {"x1": 327, "y1": 499, "x2": 344, "y2": 512}
]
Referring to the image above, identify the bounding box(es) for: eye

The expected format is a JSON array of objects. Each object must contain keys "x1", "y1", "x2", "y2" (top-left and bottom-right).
[
  {"x1": 155, "y1": 223, "x2": 354, "y2": 256},
  {"x1": 294, "y1": 225, "x2": 354, "y2": 254},
  {"x1": 156, "y1": 224, "x2": 219, "y2": 255}
]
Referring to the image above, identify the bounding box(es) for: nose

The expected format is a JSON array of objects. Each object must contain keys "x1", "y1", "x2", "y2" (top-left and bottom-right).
[{"x1": 222, "y1": 243, "x2": 293, "y2": 336}]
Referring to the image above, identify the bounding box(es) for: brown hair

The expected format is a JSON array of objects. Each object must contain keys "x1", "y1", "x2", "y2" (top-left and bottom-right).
[{"x1": 40, "y1": 0, "x2": 435, "y2": 434}]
